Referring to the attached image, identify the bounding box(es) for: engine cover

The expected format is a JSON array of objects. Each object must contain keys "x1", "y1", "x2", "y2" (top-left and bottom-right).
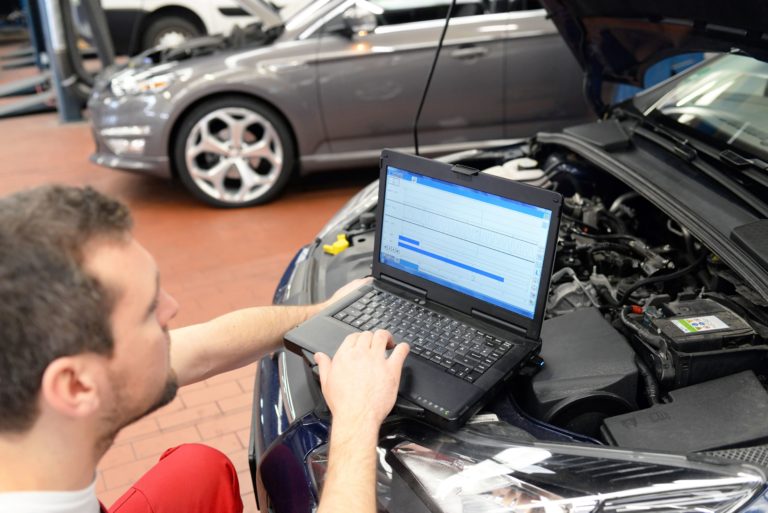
[
  {"x1": 602, "y1": 370, "x2": 768, "y2": 452},
  {"x1": 524, "y1": 308, "x2": 639, "y2": 437}
]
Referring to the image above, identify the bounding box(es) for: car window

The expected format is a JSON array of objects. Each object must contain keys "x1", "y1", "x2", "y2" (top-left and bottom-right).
[{"x1": 368, "y1": 0, "x2": 499, "y2": 25}]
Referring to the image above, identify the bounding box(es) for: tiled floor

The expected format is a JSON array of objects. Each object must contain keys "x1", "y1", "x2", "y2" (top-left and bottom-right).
[{"x1": 0, "y1": 45, "x2": 377, "y2": 511}]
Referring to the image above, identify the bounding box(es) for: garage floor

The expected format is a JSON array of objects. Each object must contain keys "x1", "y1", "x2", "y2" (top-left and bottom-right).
[{"x1": 0, "y1": 47, "x2": 376, "y2": 510}]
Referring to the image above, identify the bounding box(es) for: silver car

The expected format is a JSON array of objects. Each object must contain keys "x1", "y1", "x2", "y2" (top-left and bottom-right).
[{"x1": 88, "y1": 0, "x2": 591, "y2": 207}]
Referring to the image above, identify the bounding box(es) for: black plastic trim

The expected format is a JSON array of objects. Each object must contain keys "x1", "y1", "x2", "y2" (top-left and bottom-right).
[{"x1": 219, "y1": 7, "x2": 250, "y2": 17}]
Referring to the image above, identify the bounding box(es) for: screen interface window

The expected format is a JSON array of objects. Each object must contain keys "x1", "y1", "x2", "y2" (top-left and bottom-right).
[{"x1": 380, "y1": 166, "x2": 552, "y2": 319}]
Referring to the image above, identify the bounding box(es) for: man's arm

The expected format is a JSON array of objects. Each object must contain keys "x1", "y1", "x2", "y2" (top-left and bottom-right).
[
  {"x1": 169, "y1": 278, "x2": 368, "y2": 387},
  {"x1": 315, "y1": 330, "x2": 409, "y2": 513}
]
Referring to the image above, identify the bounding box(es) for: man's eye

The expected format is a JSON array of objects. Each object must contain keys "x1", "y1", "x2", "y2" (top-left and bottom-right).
[{"x1": 147, "y1": 298, "x2": 159, "y2": 319}]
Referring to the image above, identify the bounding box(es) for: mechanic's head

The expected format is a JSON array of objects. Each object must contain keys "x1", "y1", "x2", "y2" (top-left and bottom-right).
[{"x1": 0, "y1": 185, "x2": 178, "y2": 451}]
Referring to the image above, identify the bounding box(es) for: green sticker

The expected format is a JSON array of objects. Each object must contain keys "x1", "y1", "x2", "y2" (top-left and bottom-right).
[{"x1": 671, "y1": 315, "x2": 728, "y2": 334}]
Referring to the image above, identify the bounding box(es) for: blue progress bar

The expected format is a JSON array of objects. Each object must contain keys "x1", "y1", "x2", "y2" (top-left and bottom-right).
[
  {"x1": 398, "y1": 235, "x2": 420, "y2": 246},
  {"x1": 398, "y1": 242, "x2": 504, "y2": 282}
]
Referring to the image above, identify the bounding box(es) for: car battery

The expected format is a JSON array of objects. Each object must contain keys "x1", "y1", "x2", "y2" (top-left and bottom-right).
[
  {"x1": 648, "y1": 299, "x2": 762, "y2": 387},
  {"x1": 653, "y1": 299, "x2": 755, "y2": 351}
]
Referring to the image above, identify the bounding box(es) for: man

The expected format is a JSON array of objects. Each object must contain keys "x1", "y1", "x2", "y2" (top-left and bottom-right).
[{"x1": 0, "y1": 185, "x2": 409, "y2": 513}]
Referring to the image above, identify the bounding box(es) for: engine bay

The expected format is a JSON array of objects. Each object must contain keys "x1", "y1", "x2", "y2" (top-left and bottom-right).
[
  {"x1": 479, "y1": 146, "x2": 768, "y2": 451},
  {"x1": 313, "y1": 144, "x2": 768, "y2": 453}
]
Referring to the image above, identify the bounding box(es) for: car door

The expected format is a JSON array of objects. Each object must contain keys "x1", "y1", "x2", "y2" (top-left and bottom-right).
[{"x1": 315, "y1": 0, "x2": 507, "y2": 156}]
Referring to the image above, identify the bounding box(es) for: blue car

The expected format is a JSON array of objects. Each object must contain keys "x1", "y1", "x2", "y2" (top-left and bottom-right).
[{"x1": 249, "y1": 1, "x2": 768, "y2": 512}]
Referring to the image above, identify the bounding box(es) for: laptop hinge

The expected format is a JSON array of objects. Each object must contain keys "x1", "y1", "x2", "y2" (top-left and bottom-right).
[
  {"x1": 451, "y1": 163, "x2": 479, "y2": 176},
  {"x1": 380, "y1": 274, "x2": 427, "y2": 297},
  {"x1": 471, "y1": 308, "x2": 526, "y2": 335}
]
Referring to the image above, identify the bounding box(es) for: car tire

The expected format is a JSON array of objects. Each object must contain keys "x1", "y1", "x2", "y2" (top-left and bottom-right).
[
  {"x1": 173, "y1": 97, "x2": 297, "y2": 208},
  {"x1": 141, "y1": 16, "x2": 201, "y2": 50}
]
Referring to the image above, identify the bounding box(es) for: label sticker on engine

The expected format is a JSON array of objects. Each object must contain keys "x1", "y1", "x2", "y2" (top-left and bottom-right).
[{"x1": 672, "y1": 315, "x2": 728, "y2": 334}]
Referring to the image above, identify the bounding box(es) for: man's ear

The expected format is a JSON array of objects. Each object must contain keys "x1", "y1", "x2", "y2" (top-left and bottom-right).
[{"x1": 40, "y1": 355, "x2": 107, "y2": 419}]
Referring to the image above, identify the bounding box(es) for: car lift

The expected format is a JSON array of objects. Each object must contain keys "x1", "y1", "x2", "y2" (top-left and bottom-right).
[
  {"x1": 0, "y1": 0, "x2": 114, "y2": 121},
  {"x1": 0, "y1": 45, "x2": 34, "y2": 60}
]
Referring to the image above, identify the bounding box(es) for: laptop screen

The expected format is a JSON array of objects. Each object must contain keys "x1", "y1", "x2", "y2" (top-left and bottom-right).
[{"x1": 379, "y1": 166, "x2": 553, "y2": 319}]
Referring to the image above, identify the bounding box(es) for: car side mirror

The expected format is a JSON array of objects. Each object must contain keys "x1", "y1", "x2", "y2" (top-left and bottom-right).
[
  {"x1": 327, "y1": 5, "x2": 378, "y2": 38},
  {"x1": 345, "y1": 6, "x2": 378, "y2": 35}
]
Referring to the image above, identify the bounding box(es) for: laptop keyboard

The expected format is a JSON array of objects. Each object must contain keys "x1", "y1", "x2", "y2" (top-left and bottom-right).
[{"x1": 333, "y1": 289, "x2": 515, "y2": 384}]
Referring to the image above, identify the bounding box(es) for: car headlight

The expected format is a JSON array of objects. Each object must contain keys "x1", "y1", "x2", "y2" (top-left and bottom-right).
[
  {"x1": 273, "y1": 245, "x2": 311, "y2": 304},
  {"x1": 110, "y1": 72, "x2": 176, "y2": 96},
  {"x1": 390, "y1": 441, "x2": 764, "y2": 513},
  {"x1": 307, "y1": 424, "x2": 765, "y2": 513}
]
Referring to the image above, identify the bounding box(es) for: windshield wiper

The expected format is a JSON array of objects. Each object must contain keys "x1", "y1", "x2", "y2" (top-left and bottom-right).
[
  {"x1": 617, "y1": 108, "x2": 768, "y2": 218},
  {"x1": 719, "y1": 149, "x2": 768, "y2": 189}
]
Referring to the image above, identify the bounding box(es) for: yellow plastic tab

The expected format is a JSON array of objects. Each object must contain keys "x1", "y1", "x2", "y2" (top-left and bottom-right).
[{"x1": 323, "y1": 233, "x2": 350, "y2": 256}]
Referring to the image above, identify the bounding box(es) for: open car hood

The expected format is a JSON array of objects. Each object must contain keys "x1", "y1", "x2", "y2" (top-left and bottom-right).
[
  {"x1": 539, "y1": 0, "x2": 768, "y2": 110},
  {"x1": 234, "y1": 0, "x2": 283, "y2": 30}
]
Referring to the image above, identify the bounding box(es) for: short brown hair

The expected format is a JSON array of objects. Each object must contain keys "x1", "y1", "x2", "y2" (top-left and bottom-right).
[{"x1": 0, "y1": 185, "x2": 133, "y2": 431}]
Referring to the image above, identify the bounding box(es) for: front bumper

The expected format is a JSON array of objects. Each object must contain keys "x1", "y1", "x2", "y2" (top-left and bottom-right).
[
  {"x1": 87, "y1": 88, "x2": 173, "y2": 179},
  {"x1": 89, "y1": 150, "x2": 171, "y2": 178}
]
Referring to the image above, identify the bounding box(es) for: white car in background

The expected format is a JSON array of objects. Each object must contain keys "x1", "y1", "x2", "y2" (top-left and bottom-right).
[{"x1": 100, "y1": 0, "x2": 292, "y2": 54}]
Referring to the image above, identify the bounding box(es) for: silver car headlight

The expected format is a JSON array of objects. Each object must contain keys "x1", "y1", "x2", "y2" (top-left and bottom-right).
[
  {"x1": 389, "y1": 441, "x2": 764, "y2": 513},
  {"x1": 307, "y1": 427, "x2": 765, "y2": 513},
  {"x1": 110, "y1": 72, "x2": 176, "y2": 96}
]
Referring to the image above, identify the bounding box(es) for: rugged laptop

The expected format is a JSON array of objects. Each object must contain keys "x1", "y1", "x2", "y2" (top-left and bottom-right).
[{"x1": 284, "y1": 149, "x2": 562, "y2": 430}]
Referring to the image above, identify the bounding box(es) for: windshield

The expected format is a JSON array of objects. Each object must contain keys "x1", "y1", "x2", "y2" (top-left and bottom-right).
[{"x1": 648, "y1": 54, "x2": 768, "y2": 161}]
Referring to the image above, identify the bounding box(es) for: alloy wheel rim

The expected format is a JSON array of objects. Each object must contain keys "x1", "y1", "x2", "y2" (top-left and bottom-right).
[
  {"x1": 185, "y1": 107, "x2": 284, "y2": 204},
  {"x1": 155, "y1": 30, "x2": 190, "y2": 48}
]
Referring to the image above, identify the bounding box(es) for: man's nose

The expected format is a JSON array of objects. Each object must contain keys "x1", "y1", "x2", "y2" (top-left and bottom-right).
[{"x1": 160, "y1": 289, "x2": 180, "y2": 322}]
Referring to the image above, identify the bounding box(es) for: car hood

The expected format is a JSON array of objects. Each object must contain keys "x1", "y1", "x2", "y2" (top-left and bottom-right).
[
  {"x1": 115, "y1": 0, "x2": 281, "y2": 71},
  {"x1": 539, "y1": 0, "x2": 768, "y2": 109},
  {"x1": 234, "y1": 0, "x2": 283, "y2": 31}
]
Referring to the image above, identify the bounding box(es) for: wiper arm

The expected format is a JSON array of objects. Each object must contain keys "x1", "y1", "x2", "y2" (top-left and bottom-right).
[
  {"x1": 651, "y1": 125, "x2": 698, "y2": 161},
  {"x1": 616, "y1": 108, "x2": 698, "y2": 160},
  {"x1": 632, "y1": 124, "x2": 768, "y2": 218},
  {"x1": 719, "y1": 149, "x2": 768, "y2": 189}
]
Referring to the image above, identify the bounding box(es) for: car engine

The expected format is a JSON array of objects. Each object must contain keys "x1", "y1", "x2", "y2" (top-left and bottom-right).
[{"x1": 476, "y1": 148, "x2": 768, "y2": 450}]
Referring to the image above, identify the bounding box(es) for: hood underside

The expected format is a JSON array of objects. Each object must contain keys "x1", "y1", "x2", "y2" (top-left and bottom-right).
[{"x1": 540, "y1": 0, "x2": 768, "y2": 88}]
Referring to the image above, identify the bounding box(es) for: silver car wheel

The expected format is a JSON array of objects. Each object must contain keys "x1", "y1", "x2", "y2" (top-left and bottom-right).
[{"x1": 184, "y1": 107, "x2": 285, "y2": 204}]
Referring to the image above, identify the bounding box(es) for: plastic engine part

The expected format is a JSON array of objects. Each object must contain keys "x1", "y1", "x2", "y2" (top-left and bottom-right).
[
  {"x1": 524, "y1": 308, "x2": 639, "y2": 437},
  {"x1": 602, "y1": 370, "x2": 768, "y2": 452}
]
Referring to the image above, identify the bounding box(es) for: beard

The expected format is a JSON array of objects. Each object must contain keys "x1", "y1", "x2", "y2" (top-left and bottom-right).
[
  {"x1": 96, "y1": 368, "x2": 179, "y2": 456},
  {"x1": 139, "y1": 368, "x2": 179, "y2": 419}
]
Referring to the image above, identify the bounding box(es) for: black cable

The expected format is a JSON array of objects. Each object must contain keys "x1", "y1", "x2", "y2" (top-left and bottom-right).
[
  {"x1": 619, "y1": 306, "x2": 662, "y2": 350},
  {"x1": 619, "y1": 253, "x2": 707, "y2": 305},
  {"x1": 412, "y1": 0, "x2": 456, "y2": 155},
  {"x1": 634, "y1": 355, "x2": 661, "y2": 405}
]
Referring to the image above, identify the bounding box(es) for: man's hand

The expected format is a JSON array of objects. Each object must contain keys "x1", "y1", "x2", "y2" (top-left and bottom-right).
[
  {"x1": 315, "y1": 330, "x2": 409, "y2": 428},
  {"x1": 324, "y1": 277, "x2": 372, "y2": 308},
  {"x1": 315, "y1": 330, "x2": 408, "y2": 513}
]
